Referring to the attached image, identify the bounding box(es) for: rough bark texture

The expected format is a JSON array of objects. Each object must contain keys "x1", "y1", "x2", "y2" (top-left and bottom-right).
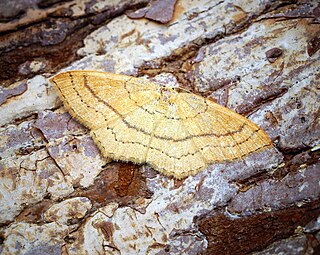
[{"x1": 0, "y1": 0, "x2": 319, "y2": 254}]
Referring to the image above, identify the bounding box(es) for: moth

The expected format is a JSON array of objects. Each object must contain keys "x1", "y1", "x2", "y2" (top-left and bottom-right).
[{"x1": 50, "y1": 71, "x2": 272, "y2": 179}]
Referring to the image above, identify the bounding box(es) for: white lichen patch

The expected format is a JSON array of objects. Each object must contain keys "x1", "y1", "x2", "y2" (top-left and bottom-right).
[
  {"x1": 2, "y1": 222, "x2": 71, "y2": 255},
  {"x1": 0, "y1": 149, "x2": 74, "y2": 223},
  {"x1": 250, "y1": 63, "x2": 319, "y2": 149},
  {"x1": 194, "y1": 19, "x2": 319, "y2": 109},
  {"x1": 47, "y1": 135, "x2": 108, "y2": 188},
  {"x1": 0, "y1": 75, "x2": 59, "y2": 127},
  {"x1": 44, "y1": 197, "x2": 92, "y2": 224},
  {"x1": 74, "y1": 0, "x2": 273, "y2": 74}
]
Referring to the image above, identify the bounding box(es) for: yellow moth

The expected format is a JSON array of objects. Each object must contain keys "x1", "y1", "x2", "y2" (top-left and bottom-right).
[{"x1": 50, "y1": 70, "x2": 272, "y2": 179}]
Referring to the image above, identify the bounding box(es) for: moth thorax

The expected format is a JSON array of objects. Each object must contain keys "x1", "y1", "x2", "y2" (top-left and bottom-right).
[{"x1": 159, "y1": 86, "x2": 177, "y2": 104}]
